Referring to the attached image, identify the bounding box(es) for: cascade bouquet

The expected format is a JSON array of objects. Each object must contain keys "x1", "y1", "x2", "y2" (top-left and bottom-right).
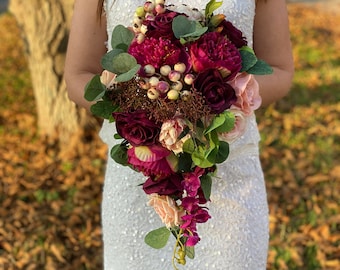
[{"x1": 85, "y1": 0, "x2": 272, "y2": 268}]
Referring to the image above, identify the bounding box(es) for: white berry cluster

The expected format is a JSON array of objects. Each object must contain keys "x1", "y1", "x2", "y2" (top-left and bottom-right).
[{"x1": 139, "y1": 63, "x2": 195, "y2": 101}]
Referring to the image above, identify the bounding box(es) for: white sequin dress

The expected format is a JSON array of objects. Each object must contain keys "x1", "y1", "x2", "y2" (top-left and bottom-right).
[{"x1": 100, "y1": 0, "x2": 269, "y2": 269}]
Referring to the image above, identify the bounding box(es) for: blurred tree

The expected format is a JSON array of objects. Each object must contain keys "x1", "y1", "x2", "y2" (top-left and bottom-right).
[{"x1": 9, "y1": 0, "x2": 95, "y2": 153}]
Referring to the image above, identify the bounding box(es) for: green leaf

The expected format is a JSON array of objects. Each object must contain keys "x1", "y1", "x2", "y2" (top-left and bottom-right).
[
  {"x1": 111, "y1": 25, "x2": 134, "y2": 51},
  {"x1": 183, "y1": 138, "x2": 196, "y2": 154},
  {"x1": 101, "y1": 49, "x2": 124, "y2": 72},
  {"x1": 178, "y1": 152, "x2": 193, "y2": 172},
  {"x1": 192, "y1": 146, "x2": 214, "y2": 168},
  {"x1": 185, "y1": 245, "x2": 195, "y2": 259},
  {"x1": 240, "y1": 47, "x2": 257, "y2": 72},
  {"x1": 144, "y1": 227, "x2": 170, "y2": 249},
  {"x1": 200, "y1": 174, "x2": 212, "y2": 201},
  {"x1": 90, "y1": 100, "x2": 118, "y2": 119},
  {"x1": 111, "y1": 53, "x2": 138, "y2": 74},
  {"x1": 215, "y1": 141, "x2": 230, "y2": 164},
  {"x1": 84, "y1": 75, "x2": 106, "y2": 101},
  {"x1": 204, "y1": 111, "x2": 235, "y2": 137},
  {"x1": 205, "y1": 0, "x2": 223, "y2": 18},
  {"x1": 115, "y1": 64, "x2": 141, "y2": 82},
  {"x1": 214, "y1": 112, "x2": 236, "y2": 133},
  {"x1": 247, "y1": 59, "x2": 273, "y2": 75},
  {"x1": 110, "y1": 143, "x2": 128, "y2": 166},
  {"x1": 172, "y1": 16, "x2": 207, "y2": 41}
]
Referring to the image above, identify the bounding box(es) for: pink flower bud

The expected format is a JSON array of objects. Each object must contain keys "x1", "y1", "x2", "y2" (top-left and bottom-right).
[
  {"x1": 180, "y1": 90, "x2": 191, "y2": 101},
  {"x1": 144, "y1": 1, "x2": 155, "y2": 12},
  {"x1": 171, "y1": 81, "x2": 183, "y2": 91},
  {"x1": 167, "y1": 89, "x2": 179, "y2": 100},
  {"x1": 136, "y1": 33, "x2": 145, "y2": 44},
  {"x1": 174, "y1": 62, "x2": 186, "y2": 73},
  {"x1": 140, "y1": 24, "x2": 148, "y2": 34},
  {"x1": 168, "y1": 70, "x2": 181, "y2": 82},
  {"x1": 155, "y1": 4, "x2": 166, "y2": 14},
  {"x1": 184, "y1": 74, "x2": 195, "y2": 85},
  {"x1": 138, "y1": 78, "x2": 150, "y2": 90},
  {"x1": 147, "y1": 88, "x2": 160, "y2": 100},
  {"x1": 156, "y1": 81, "x2": 170, "y2": 93},
  {"x1": 149, "y1": 76, "x2": 159, "y2": 86},
  {"x1": 160, "y1": 65, "x2": 171, "y2": 76},
  {"x1": 144, "y1": 64, "x2": 156, "y2": 76}
]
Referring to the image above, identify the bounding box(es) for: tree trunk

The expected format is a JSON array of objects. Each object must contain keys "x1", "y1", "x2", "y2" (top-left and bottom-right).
[{"x1": 9, "y1": 0, "x2": 94, "y2": 152}]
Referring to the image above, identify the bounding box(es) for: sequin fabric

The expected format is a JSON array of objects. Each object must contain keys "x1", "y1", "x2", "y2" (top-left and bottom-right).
[{"x1": 100, "y1": 0, "x2": 269, "y2": 269}]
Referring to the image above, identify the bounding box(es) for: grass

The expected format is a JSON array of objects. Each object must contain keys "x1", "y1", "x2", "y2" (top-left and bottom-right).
[{"x1": 0, "y1": 2, "x2": 340, "y2": 269}]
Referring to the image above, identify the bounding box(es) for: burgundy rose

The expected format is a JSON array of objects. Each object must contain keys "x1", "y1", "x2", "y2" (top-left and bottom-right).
[
  {"x1": 189, "y1": 31, "x2": 242, "y2": 79},
  {"x1": 217, "y1": 20, "x2": 247, "y2": 48},
  {"x1": 113, "y1": 110, "x2": 161, "y2": 146},
  {"x1": 193, "y1": 68, "x2": 237, "y2": 114},
  {"x1": 143, "y1": 173, "x2": 184, "y2": 197},
  {"x1": 144, "y1": 11, "x2": 179, "y2": 41}
]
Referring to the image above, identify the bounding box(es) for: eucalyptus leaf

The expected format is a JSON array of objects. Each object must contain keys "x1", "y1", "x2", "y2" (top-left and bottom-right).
[
  {"x1": 84, "y1": 75, "x2": 106, "y2": 101},
  {"x1": 172, "y1": 16, "x2": 196, "y2": 38},
  {"x1": 247, "y1": 59, "x2": 273, "y2": 75},
  {"x1": 90, "y1": 100, "x2": 119, "y2": 119},
  {"x1": 110, "y1": 143, "x2": 128, "y2": 166},
  {"x1": 111, "y1": 25, "x2": 134, "y2": 51},
  {"x1": 101, "y1": 49, "x2": 124, "y2": 72},
  {"x1": 200, "y1": 174, "x2": 212, "y2": 201},
  {"x1": 115, "y1": 64, "x2": 141, "y2": 82},
  {"x1": 111, "y1": 53, "x2": 138, "y2": 74},
  {"x1": 144, "y1": 227, "x2": 170, "y2": 249}
]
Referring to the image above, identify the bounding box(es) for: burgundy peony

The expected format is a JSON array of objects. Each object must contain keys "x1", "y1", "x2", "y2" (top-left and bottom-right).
[
  {"x1": 113, "y1": 110, "x2": 161, "y2": 146},
  {"x1": 129, "y1": 37, "x2": 185, "y2": 71},
  {"x1": 144, "y1": 11, "x2": 179, "y2": 41},
  {"x1": 143, "y1": 173, "x2": 184, "y2": 196},
  {"x1": 216, "y1": 20, "x2": 247, "y2": 48},
  {"x1": 189, "y1": 31, "x2": 242, "y2": 79},
  {"x1": 193, "y1": 68, "x2": 237, "y2": 114}
]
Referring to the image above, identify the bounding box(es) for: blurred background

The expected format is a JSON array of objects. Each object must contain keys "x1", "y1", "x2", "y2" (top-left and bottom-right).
[{"x1": 0, "y1": 0, "x2": 339, "y2": 269}]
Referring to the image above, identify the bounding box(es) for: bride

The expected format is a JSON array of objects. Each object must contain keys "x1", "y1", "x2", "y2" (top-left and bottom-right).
[{"x1": 65, "y1": 0, "x2": 294, "y2": 269}]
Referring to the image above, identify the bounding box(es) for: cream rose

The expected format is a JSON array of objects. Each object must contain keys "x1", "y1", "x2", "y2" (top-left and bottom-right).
[
  {"x1": 159, "y1": 117, "x2": 191, "y2": 154},
  {"x1": 147, "y1": 194, "x2": 184, "y2": 228}
]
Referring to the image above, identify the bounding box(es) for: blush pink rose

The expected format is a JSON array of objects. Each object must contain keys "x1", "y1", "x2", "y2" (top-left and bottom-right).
[
  {"x1": 159, "y1": 117, "x2": 191, "y2": 154},
  {"x1": 147, "y1": 194, "x2": 185, "y2": 228},
  {"x1": 229, "y1": 73, "x2": 262, "y2": 115},
  {"x1": 218, "y1": 110, "x2": 248, "y2": 143}
]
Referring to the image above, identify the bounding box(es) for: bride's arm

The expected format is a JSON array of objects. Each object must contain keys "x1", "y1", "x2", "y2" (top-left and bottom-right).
[
  {"x1": 64, "y1": 0, "x2": 108, "y2": 111},
  {"x1": 254, "y1": 0, "x2": 294, "y2": 106}
]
